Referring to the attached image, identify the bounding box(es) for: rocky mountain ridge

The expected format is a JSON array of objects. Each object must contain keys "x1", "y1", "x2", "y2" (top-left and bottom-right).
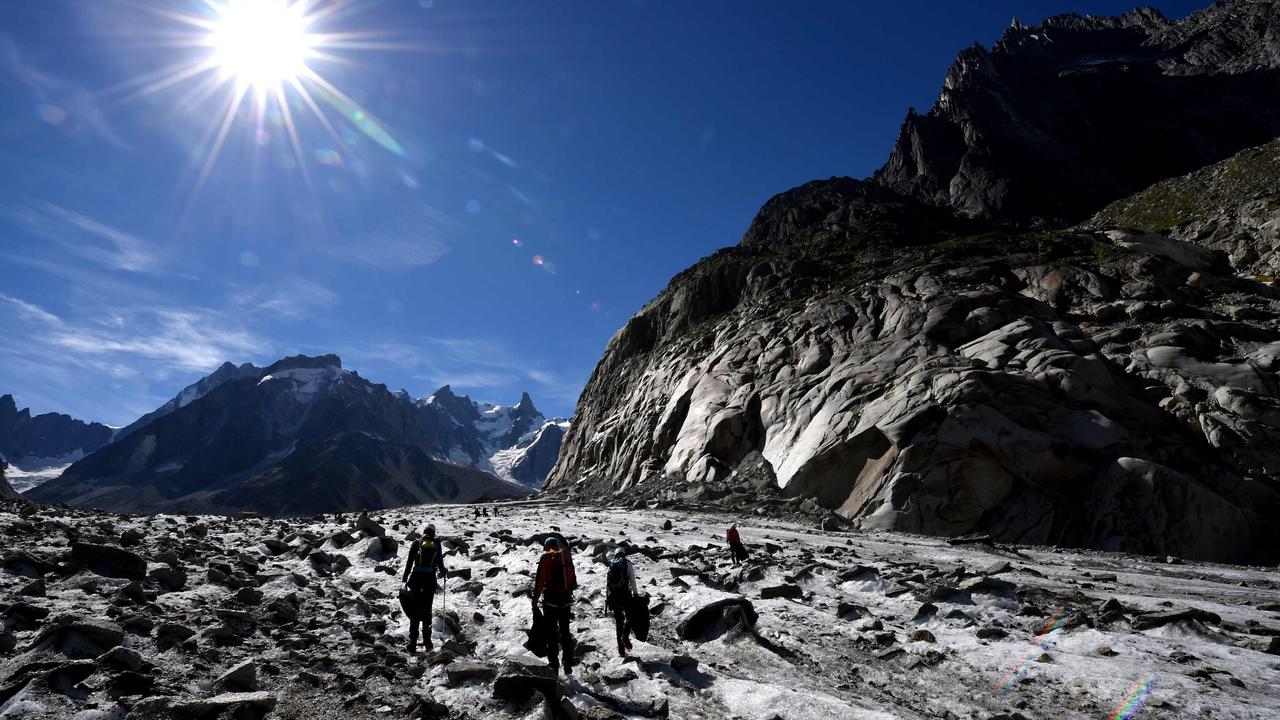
[
  {"x1": 876, "y1": 0, "x2": 1280, "y2": 222},
  {"x1": 545, "y1": 0, "x2": 1280, "y2": 564},
  {"x1": 27, "y1": 355, "x2": 536, "y2": 515},
  {"x1": 0, "y1": 394, "x2": 114, "y2": 473},
  {"x1": 417, "y1": 385, "x2": 568, "y2": 488}
]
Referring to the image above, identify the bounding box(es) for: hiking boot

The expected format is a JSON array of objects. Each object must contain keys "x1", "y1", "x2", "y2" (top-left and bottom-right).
[
  {"x1": 617, "y1": 642, "x2": 627, "y2": 657},
  {"x1": 422, "y1": 639, "x2": 434, "y2": 652},
  {"x1": 407, "y1": 641, "x2": 416, "y2": 654}
]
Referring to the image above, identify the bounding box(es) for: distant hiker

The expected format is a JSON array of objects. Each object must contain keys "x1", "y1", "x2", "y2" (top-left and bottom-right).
[
  {"x1": 401, "y1": 523, "x2": 447, "y2": 652},
  {"x1": 473, "y1": 507, "x2": 481, "y2": 520},
  {"x1": 727, "y1": 524, "x2": 749, "y2": 566},
  {"x1": 605, "y1": 548, "x2": 639, "y2": 656},
  {"x1": 532, "y1": 536, "x2": 578, "y2": 674}
]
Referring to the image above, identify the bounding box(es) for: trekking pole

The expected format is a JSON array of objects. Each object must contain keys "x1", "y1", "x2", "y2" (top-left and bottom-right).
[{"x1": 442, "y1": 576, "x2": 448, "y2": 613}]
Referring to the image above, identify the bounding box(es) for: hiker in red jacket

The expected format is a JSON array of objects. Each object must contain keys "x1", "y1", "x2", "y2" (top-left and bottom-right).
[
  {"x1": 726, "y1": 523, "x2": 749, "y2": 566},
  {"x1": 532, "y1": 536, "x2": 578, "y2": 674}
]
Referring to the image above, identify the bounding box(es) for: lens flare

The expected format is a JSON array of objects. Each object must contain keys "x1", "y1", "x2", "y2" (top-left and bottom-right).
[
  {"x1": 1109, "y1": 674, "x2": 1156, "y2": 720},
  {"x1": 992, "y1": 607, "x2": 1068, "y2": 696},
  {"x1": 532, "y1": 255, "x2": 544, "y2": 266}
]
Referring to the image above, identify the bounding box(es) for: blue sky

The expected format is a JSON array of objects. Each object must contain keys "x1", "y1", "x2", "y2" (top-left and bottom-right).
[{"x1": 0, "y1": 0, "x2": 1205, "y2": 425}]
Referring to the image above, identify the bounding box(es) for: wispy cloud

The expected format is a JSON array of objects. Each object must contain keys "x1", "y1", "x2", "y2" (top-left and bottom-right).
[
  {"x1": 0, "y1": 199, "x2": 159, "y2": 273},
  {"x1": 326, "y1": 204, "x2": 455, "y2": 271},
  {"x1": 330, "y1": 234, "x2": 450, "y2": 270},
  {"x1": 0, "y1": 292, "x2": 269, "y2": 375},
  {"x1": 230, "y1": 277, "x2": 340, "y2": 321},
  {"x1": 0, "y1": 292, "x2": 62, "y2": 325},
  {"x1": 0, "y1": 34, "x2": 131, "y2": 151},
  {"x1": 47, "y1": 309, "x2": 268, "y2": 372}
]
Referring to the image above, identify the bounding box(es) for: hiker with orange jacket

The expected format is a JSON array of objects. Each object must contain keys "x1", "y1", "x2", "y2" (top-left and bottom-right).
[{"x1": 532, "y1": 536, "x2": 578, "y2": 674}]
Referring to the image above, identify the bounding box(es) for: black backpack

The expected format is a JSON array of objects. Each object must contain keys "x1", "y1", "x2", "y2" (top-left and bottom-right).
[{"x1": 606, "y1": 558, "x2": 630, "y2": 597}]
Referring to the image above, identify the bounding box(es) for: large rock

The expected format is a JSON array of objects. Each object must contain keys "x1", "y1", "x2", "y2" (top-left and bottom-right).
[
  {"x1": 676, "y1": 598, "x2": 760, "y2": 642},
  {"x1": 31, "y1": 619, "x2": 125, "y2": 659},
  {"x1": 173, "y1": 691, "x2": 276, "y2": 717},
  {"x1": 446, "y1": 662, "x2": 496, "y2": 687},
  {"x1": 69, "y1": 542, "x2": 146, "y2": 580}
]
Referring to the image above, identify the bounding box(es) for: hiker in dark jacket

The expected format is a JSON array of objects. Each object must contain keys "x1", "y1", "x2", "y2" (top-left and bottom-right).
[
  {"x1": 605, "y1": 548, "x2": 638, "y2": 657},
  {"x1": 532, "y1": 536, "x2": 578, "y2": 674},
  {"x1": 402, "y1": 523, "x2": 447, "y2": 652}
]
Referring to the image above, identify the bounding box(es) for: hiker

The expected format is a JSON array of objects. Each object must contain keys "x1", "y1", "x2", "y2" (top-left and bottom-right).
[
  {"x1": 532, "y1": 536, "x2": 578, "y2": 674},
  {"x1": 727, "y1": 523, "x2": 749, "y2": 566},
  {"x1": 401, "y1": 523, "x2": 447, "y2": 652},
  {"x1": 605, "y1": 548, "x2": 639, "y2": 656}
]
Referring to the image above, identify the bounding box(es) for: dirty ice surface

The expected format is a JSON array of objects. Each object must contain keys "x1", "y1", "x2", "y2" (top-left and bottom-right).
[{"x1": 0, "y1": 499, "x2": 1277, "y2": 719}]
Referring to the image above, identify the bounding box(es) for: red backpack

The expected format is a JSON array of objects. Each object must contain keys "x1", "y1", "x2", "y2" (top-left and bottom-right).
[{"x1": 541, "y1": 549, "x2": 578, "y2": 594}]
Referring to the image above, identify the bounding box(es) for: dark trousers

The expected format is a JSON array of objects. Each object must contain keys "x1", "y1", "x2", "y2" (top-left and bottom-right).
[
  {"x1": 542, "y1": 603, "x2": 574, "y2": 667},
  {"x1": 729, "y1": 541, "x2": 748, "y2": 565},
  {"x1": 610, "y1": 600, "x2": 630, "y2": 649},
  {"x1": 408, "y1": 575, "x2": 437, "y2": 648}
]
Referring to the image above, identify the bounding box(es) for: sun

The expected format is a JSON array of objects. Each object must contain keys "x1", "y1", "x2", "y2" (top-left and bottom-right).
[
  {"x1": 210, "y1": 1, "x2": 313, "y2": 90},
  {"x1": 106, "y1": 0, "x2": 411, "y2": 194}
]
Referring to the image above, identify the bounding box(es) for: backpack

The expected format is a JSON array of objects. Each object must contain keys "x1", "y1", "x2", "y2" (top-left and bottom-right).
[
  {"x1": 417, "y1": 539, "x2": 438, "y2": 569},
  {"x1": 607, "y1": 558, "x2": 630, "y2": 597},
  {"x1": 542, "y1": 550, "x2": 577, "y2": 594}
]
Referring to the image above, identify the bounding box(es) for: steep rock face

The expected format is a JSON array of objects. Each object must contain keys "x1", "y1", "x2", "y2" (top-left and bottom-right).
[
  {"x1": 0, "y1": 458, "x2": 16, "y2": 499},
  {"x1": 547, "y1": 154, "x2": 1280, "y2": 563},
  {"x1": 876, "y1": 1, "x2": 1280, "y2": 222},
  {"x1": 0, "y1": 394, "x2": 114, "y2": 466},
  {"x1": 29, "y1": 355, "x2": 531, "y2": 514}
]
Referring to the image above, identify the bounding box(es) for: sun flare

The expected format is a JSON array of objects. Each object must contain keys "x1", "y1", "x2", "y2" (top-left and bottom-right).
[{"x1": 210, "y1": 1, "x2": 313, "y2": 90}]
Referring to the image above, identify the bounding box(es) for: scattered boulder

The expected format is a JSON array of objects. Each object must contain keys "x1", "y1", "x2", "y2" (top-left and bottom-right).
[
  {"x1": 1133, "y1": 608, "x2": 1221, "y2": 631},
  {"x1": 363, "y1": 536, "x2": 399, "y2": 562},
  {"x1": 911, "y1": 629, "x2": 937, "y2": 643},
  {"x1": 837, "y1": 602, "x2": 869, "y2": 620},
  {"x1": 356, "y1": 512, "x2": 386, "y2": 538},
  {"x1": 174, "y1": 691, "x2": 276, "y2": 718},
  {"x1": 446, "y1": 661, "x2": 496, "y2": 687},
  {"x1": 149, "y1": 566, "x2": 186, "y2": 591},
  {"x1": 68, "y1": 542, "x2": 146, "y2": 580},
  {"x1": 97, "y1": 646, "x2": 145, "y2": 671},
  {"x1": 760, "y1": 583, "x2": 803, "y2": 600},
  {"x1": 215, "y1": 660, "x2": 257, "y2": 691},
  {"x1": 677, "y1": 598, "x2": 760, "y2": 641},
  {"x1": 31, "y1": 619, "x2": 125, "y2": 659},
  {"x1": 912, "y1": 603, "x2": 938, "y2": 621}
]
